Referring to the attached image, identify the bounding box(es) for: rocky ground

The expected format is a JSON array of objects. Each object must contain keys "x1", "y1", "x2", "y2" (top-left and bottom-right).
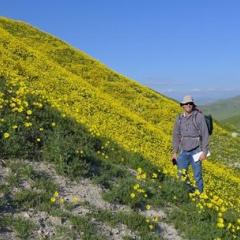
[{"x1": 0, "y1": 160, "x2": 182, "y2": 240}]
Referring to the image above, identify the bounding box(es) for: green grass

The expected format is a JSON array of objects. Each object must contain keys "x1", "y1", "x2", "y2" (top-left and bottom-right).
[
  {"x1": 167, "y1": 204, "x2": 233, "y2": 240},
  {"x1": 53, "y1": 225, "x2": 79, "y2": 240},
  {"x1": 0, "y1": 216, "x2": 36, "y2": 239},
  {"x1": 95, "y1": 211, "x2": 160, "y2": 240},
  {"x1": 222, "y1": 114, "x2": 240, "y2": 130}
]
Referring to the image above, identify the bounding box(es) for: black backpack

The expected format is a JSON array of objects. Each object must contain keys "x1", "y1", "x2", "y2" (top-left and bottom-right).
[
  {"x1": 193, "y1": 111, "x2": 213, "y2": 136},
  {"x1": 203, "y1": 115, "x2": 213, "y2": 135}
]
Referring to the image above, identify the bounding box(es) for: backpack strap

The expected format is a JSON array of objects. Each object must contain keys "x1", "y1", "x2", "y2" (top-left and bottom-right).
[
  {"x1": 192, "y1": 111, "x2": 200, "y2": 132},
  {"x1": 179, "y1": 110, "x2": 201, "y2": 133}
]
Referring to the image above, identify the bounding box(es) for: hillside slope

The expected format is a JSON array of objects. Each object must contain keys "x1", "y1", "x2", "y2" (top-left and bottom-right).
[
  {"x1": 200, "y1": 95, "x2": 240, "y2": 121},
  {"x1": 201, "y1": 95, "x2": 240, "y2": 131},
  {"x1": 0, "y1": 17, "x2": 240, "y2": 239},
  {"x1": 1, "y1": 17, "x2": 240, "y2": 170},
  {"x1": 222, "y1": 113, "x2": 240, "y2": 130}
]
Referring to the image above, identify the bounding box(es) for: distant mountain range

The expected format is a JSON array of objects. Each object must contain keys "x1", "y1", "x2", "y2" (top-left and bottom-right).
[{"x1": 200, "y1": 95, "x2": 240, "y2": 130}]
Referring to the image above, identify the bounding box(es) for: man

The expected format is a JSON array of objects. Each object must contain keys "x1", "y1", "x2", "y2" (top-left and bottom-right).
[{"x1": 172, "y1": 95, "x2": 209, "y2": 193}]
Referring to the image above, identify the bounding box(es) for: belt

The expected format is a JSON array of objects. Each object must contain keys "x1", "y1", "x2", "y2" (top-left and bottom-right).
[{"x1": 186, "y1": 146, "x2": 200, "y2": 152}]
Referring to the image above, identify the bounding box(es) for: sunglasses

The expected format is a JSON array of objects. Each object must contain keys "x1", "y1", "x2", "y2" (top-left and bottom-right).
[{"x1": 181, "y1": 102, "x2": 194, "y2": 106}]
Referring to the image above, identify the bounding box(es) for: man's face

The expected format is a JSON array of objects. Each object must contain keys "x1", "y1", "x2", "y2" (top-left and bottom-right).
[{"x1": 182, "y1": 102, "x2": 194, "y2": 113}]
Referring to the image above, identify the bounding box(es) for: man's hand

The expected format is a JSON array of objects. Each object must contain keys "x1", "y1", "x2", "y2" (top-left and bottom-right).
[
  {"x1": 199, "y1": 152, "x2": 206, "y2": 161},
  {"x1": 172, "y1": 153, "x2": 177, "y2": 160}
]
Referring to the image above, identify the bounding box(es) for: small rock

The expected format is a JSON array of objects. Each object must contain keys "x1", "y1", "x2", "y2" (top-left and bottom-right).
[
  {"x1": 49, "y1": 216, "x2": 62, "y2": 225},
  {"x1": 22, "y1": 212, "x2": 30, "y2": 218}
]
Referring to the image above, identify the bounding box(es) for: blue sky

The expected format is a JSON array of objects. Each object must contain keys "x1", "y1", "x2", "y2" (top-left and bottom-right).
[{"x1": 1, "y1": 0, "x2": 240, "y2": 104}]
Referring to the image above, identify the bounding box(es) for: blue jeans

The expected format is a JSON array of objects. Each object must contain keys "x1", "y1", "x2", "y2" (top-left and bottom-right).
[{"x1": 177, "y1": 147, "x2": 203, "y2": 192}]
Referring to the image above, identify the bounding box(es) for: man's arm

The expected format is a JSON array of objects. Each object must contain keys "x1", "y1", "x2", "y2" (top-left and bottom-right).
[
  {"x1": 172, "y1": 116, "x2": 181, "y2": 155},
  {"x1": 198, "y1": 114, "x2": 209, "y2": 156}
]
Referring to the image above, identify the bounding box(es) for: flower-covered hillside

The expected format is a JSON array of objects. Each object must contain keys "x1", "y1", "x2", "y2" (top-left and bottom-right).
[
  {"x1": 1, "y1": 17, "x2": 239, "y2": 169},
  {"x1": 0, "y1": 17, "x2": 240, "y2": 239}
]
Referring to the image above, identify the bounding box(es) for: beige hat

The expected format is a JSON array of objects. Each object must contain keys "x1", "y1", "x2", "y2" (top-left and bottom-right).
[{"x1": 180, "y1": 95, "x2": 195, "y2": 106}]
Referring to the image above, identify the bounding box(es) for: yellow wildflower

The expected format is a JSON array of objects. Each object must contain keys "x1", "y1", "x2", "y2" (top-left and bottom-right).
[
  {"x1": 137, "y1": 167, "x2": 142, "y2": 174},
  {"x1": 217, "y1": 222, "x2": 224, "y2": 228},
  {"x1": 17, "y1": 107, "x2": 23, "y2": 113},
  {"x1": 26, "y1": 110, "x2": 32, "y2": 115},
  {"x1": 207, "y1": 203, "x2": 213, "y2": 208},
  {"x1": 200, "y1": 193, "x2": 208, "y2": 200},
  {"x1": 217, "y1": 218, "x2": 224, "y2": 224},
  {"x1": 10, "y1": 102, "x2": 16, "y2": 108},
  {"x1": 146, "y1": 204, "x2": 151, "y2": 210},
  {"x1": 24, "y1": 122, "x2": 32, "y2": 127},
  {"x1": 130, "y1": 193, "x2": 136, "y2": 199},
  {"x1": 152, "y1": 173, "x2": 158, "y2": 179},
  {"x1": 72, "y1": 196, "x2": 79, "y2": 204},
  {"x1": 133, "y1": 184, "x2": 140, "y2": 190},
  {"x1": 149, "y1": 224, "x2": 154, "y2": 230},
  {"x1": 141, "y1": 173, "x2": 147, "y2": 180},
  {"x1": 3, "y1": 132, "x2": 10, "y2": 139},
  {"x1": 220, "y1": 206, "x2": 226, "y2": 212},
  {"x1": 53, "y1": 191, "x2": 59, "y2": 197}
]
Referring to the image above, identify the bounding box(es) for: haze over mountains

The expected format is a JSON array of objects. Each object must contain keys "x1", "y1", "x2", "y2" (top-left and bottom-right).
[
  {"x1": 162, "y1": 90, "x2": 240, "y2": 105},
  {"x1": 200, "y1": 95, "x2": 240, "y2": 119},
  {"x1": 200, "y1": 95, "x2": 240, "y2": 130}
]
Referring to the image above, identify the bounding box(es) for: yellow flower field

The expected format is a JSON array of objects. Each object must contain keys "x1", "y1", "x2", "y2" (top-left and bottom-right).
[{"x1": 0, "y1": 17, "x2": 240, "y2": 238}]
